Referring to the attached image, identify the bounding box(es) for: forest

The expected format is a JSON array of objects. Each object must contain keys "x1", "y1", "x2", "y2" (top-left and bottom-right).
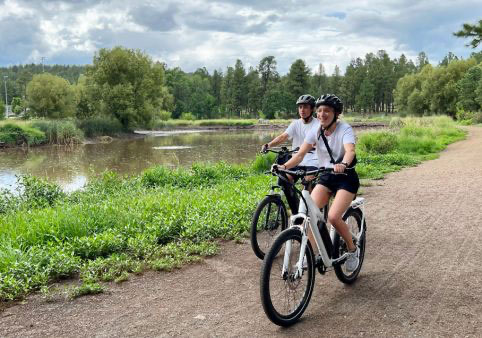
[{"x1": 1, "y1": 47, "x2": 482, "y2": 128}]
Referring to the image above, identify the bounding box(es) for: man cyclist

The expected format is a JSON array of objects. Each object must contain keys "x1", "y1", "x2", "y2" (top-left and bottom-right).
[
  {"x1": 274, "y1": 94, "x2": 361, "y2": 273},
  {"x1": 261, "y1": 94, "x2": 320, "y2": 212},
  {"x1": 261, "y1": 94, "x2": 319, "y2": 172}
]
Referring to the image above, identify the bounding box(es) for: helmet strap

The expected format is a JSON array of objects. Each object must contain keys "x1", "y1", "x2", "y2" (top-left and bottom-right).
[{"x1": 302, "y1": 115, "x2": 313, "y2": 123}]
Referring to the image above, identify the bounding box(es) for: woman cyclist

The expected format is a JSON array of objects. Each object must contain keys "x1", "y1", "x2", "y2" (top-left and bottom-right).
[{"x1": 273, "y1": 94, "x2": 360, "y2": 272}]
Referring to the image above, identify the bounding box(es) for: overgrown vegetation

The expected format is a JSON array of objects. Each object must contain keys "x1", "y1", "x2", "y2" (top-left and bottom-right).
[
  {"x1": 75, "y1": 116, "x2": 124, "y2": 137},
  {"x1": 356, "y1": 116, "x2": 466, "y2": 179},
  {"x1": 0, "y1": 122, "x2": 46, "y2": 146},
  {"x1": 0, "y1": 117, "x2": 466, "y2": 301},
  {"x1": 150, "y1": 118, "x2": 274, "y2": 129},
  {"x1": 31, "y1": 120, "x2": 83, "y2": 145}
]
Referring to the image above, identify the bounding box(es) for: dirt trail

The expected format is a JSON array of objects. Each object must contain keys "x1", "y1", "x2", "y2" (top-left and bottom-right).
[{"x1": 1, "y1": 127, "x2": 481, "y2": 337}]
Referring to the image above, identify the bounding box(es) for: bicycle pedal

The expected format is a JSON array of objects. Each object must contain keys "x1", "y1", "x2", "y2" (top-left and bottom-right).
[{"x1": 315, "y1": 256, "x2": 326, "y2": 274}]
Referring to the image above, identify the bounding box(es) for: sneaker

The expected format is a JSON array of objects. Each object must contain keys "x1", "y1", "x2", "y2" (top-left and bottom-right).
[{"x1": 345, "y1": 248, "x2": 359, "y2": 273}]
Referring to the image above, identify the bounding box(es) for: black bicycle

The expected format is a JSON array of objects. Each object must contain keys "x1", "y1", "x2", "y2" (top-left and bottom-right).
[{"x1": 250, "y1": 147, "x2": 302, "y2": 260}]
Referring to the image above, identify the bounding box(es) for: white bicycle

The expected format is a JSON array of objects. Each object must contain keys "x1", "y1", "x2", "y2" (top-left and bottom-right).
[{"x1": 260, "y1": 167, "x2": 367, "y2": 326}]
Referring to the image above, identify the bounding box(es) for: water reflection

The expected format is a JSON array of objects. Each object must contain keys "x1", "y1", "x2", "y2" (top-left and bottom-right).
[{"x1": 0, "y1": 130, "x2": 280, "y2": 191}]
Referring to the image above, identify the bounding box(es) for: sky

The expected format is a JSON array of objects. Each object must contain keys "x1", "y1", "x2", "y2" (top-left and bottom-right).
[{"x1": 0, "y1": 0, "x2": 481, "y2": 74}]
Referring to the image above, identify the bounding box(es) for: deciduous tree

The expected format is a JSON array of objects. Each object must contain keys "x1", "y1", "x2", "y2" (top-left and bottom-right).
[{"x1": 26, "y1": 73, "x2": 76, "y2": 118}]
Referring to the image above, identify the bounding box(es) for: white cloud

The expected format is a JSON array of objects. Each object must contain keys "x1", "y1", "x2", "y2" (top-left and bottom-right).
[{"x1": 0, "y1": 0, "x2": 481, "y2": 73}]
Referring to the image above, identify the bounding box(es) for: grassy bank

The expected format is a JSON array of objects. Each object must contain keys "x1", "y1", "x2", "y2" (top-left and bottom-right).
[
  {"x1": 150, "y1": 115, "x2": 391, "y2": 129},
  {"x1": 0, "y1": 119, "x2": 84, "y2": 147},
  {"x1": 149, "y1": 118, "x2": 292, "y2": 129},
  {"x1": 0, "y1": 117, "x2": 125, "y2": 147},
  {"x1": 0, "y1": 116, "x2": 466, "y2": 301}
]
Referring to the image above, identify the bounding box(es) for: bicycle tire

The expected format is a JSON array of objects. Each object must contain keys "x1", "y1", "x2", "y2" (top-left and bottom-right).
[
  {"x1": 333, "y1": 207, "x2": 366, "y2": 284},
  {"x1": 250, "y1": 195, "x2": 288, "y2": 259},
  {"x1": 260, "y1": 228, "x2": 315, "y2": 326}
]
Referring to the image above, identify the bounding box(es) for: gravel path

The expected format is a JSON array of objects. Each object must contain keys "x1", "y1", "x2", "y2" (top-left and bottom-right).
[{"x1": 1, "y1": 127, "x2": 481, "y2": 337}]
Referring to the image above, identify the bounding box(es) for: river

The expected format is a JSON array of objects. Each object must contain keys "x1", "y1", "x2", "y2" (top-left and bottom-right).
[{"x1": 0, "y1": 129, "x2": 280, "y2": 192}]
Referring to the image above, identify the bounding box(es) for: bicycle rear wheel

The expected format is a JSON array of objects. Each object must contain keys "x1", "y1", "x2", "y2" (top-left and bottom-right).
[
  {"x1": 333, "y1": 207, "x2": 366, "y2": 284},
  {"x1": 260, "y1": 228, "x2": 315, "y2": 326},
  {"x1": 250, "y1": 195, "x2": 288, "y2": 259}
]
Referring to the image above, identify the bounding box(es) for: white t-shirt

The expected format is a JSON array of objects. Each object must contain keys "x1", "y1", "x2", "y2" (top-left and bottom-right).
[
  {"x1": 305, "y1": 121, "x2": 356, "y2": 169},
  {"x1": 285, "y1": 118, "x2": 320, "y2": 167}
]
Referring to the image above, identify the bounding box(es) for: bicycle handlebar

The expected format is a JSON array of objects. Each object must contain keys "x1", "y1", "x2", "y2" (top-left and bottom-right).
[
  {"x1": 261, "y1": 146, "x2": 299, "y2": 155},
  {"x1": 273, "y1": 167, "x2": 351, "y2": 178}
]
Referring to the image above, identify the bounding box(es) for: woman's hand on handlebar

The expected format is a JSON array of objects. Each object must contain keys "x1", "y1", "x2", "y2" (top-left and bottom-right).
[
  {"x1": 261, "y1": 143, "x2": 269, "y2": 153},
  {"x1": 333, "y1": 163, "x2": 346, "y2": 173},
  {"x1": 271, "y1": 163, "x2": 285, "y2": 173}
]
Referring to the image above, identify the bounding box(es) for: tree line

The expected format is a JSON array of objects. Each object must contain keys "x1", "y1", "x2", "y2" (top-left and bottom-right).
[
  {"x1": 1, "y1": 46, "x2": 481, "y2": 127},
  {"x1": 394, "y1": 52, "x2": 482, "y2": 117}
]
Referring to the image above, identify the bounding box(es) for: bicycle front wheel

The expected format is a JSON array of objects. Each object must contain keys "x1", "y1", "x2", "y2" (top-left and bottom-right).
[
  {"x1": 260, "y1": 228, "x2": 315, "y2": 326},
  {"x1": 250, "y1": 195, "x2": 288, "y2": 259},
  {"x1": 333, "y1": 207, "x2": 366, "y2": 284}
]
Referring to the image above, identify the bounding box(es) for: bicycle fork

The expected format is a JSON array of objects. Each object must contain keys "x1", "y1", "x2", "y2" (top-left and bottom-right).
[{"x1": 281, "y1": 229, "x2": 309, "y2": 280}]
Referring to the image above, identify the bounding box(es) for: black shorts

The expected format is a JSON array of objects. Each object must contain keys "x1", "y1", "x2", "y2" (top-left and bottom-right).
[{"x1": 316, "y1": 169, "x2": 360, "y2": 194}]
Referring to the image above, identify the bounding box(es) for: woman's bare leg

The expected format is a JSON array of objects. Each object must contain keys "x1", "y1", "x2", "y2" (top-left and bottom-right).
[
  {"x1": 310, "y1": 184, "x2": 331, "y2": 209},
  {"x1": 327, "y1": 189, "x2": 356, "y2": 251}
]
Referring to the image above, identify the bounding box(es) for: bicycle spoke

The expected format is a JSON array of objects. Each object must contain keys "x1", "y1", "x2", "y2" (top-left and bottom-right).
[{"x1": 268, "y1": 238, "x2": 309, "y2": 316}]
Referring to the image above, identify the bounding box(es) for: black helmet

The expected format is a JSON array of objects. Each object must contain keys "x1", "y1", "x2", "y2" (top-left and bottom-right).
[
  {"x1": 296, "y1": 94, "x2": 316, "y2": 108},
  {"x1": 315, "y1": 94, "x2": 343, "y2": 113}
]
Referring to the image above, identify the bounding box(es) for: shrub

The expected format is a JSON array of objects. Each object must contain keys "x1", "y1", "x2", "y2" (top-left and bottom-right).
[
  {"x1": 0, "y1": 101, "x2": 5, "y2": 120},
  {"x1": 0, "y1": 189, "x2": 19, "y2": 214},
  {"x1": 180, "y1": 112, "x2": 195, "y2": 120},
  {"x1": 31, "y1": 120, "x2": 83, "y2": 145},
  {"x1": 389, "y1": 117, "x2": 405, "y2": 129},
  {"x1": 358, "y1": 131, "x2": 398, "y2": 154},
  {"x1": 17, "y1": 175, "x2": 65, "y2": 208},
  {"x1": 455, "y1": 109, "x2": 482, "y2": 125},
  {"x1": 76, "y1": 116, "x2": 124, "y2": 137},
  {"x1": 157, "y1": 110, "x2": 172, "y2": 121},
  {"x1": 0, "y1": 123, "x2": 46, "y2": 146},
  {"x1": 251, "y1": 152, "x2": 277, "y2": 172}
]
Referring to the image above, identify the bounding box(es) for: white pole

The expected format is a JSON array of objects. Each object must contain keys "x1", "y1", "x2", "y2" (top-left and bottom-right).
[{"x1": 3, "y1": 75, "x2": 7, "y2": 118}]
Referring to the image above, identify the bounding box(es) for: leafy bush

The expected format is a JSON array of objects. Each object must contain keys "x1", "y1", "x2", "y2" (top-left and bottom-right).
[
  {"x1": 251, "y1": 152, "x2": 277, "y2": 172},
  {"x1": 0, "y1": 101, "x2": 5, "y2": 120},
  {"x1": 17, "y1": 175, "x2": 65, "y2": 208},
  {"x1": 358, "y1": 131, "x2": 398, "y2": 154},
  {"x1": 180, "y1": 112, "x2": 195, "y2": 120},
  {"x1": 0, "y1": 189, "x2": 20, "y2": 214},
  {"x1": 157, "y1": 110, "x2": 172, "y2": 121},
  {"x1": 455, "y1": 109, "x2": 482, "y2": 125},
  {"x1": 31, "y1": 120, "x2": 83, "y2": 145},
  {"x1": 0, "y1": 123, "x2": 46, "y2": 146},
  {"x1": 76, "y1": 116, "x2": 124, "y2": 137},
  {"x1": 389, "y1": 117, "x2": 405, "y2": 129}
]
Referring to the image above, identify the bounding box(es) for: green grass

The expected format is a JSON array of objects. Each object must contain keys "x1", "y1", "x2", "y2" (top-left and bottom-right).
[
  {"x1": 0, "y1": 123, "x2": 47, "y2": 146},
  {"x1": 0, "y1": 119, "x2": 85, "y2": 146},
  {"x1": 0, "y1": 115, "x2": 466, "y2": 301},
  {"x1": 149, "y1": 118, "x2": 295, "y2": 129},
  {"x1": 343, "y1": 112, "x2": 395, "y2": 123},
  {"x1": 356, "y1": 116, "x2": 466, "y2": 179},
  {"x1": 30, "y1": 120, "x2": 84, "y2": 145}
]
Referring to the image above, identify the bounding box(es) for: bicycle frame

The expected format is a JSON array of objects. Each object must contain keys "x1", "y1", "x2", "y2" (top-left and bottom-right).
[{"x1": 282, "y1": 186, "x2": 366, "y2": 279}]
